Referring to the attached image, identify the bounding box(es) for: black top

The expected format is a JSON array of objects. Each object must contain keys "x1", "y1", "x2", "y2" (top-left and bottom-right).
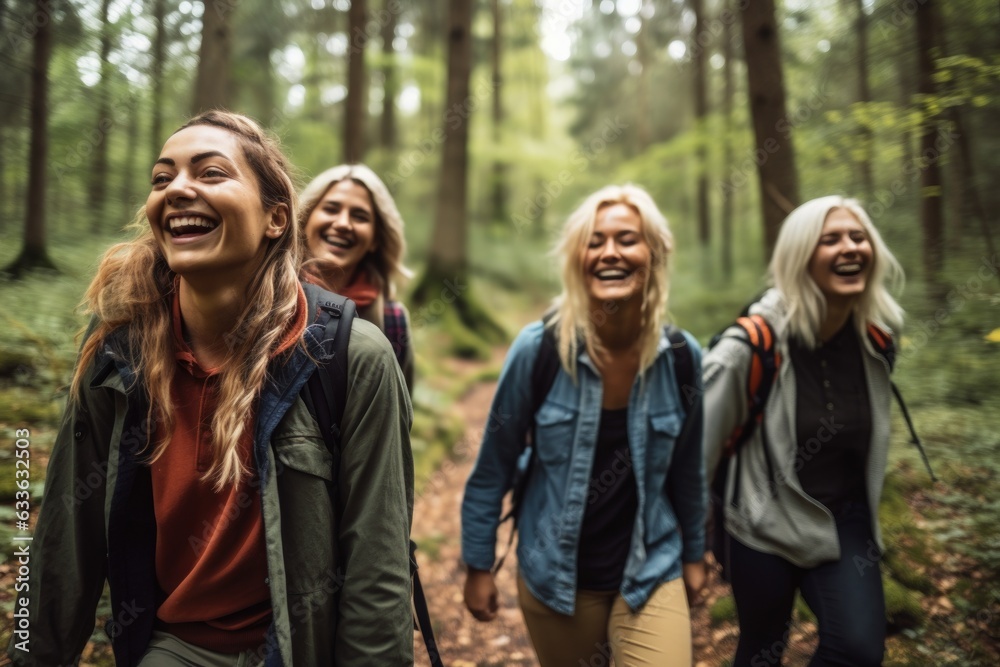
[
  {"x1": 789, "y1": 319, "x2": 872, "y2": 514},
  {"x1": 576, "y1": 407, "x2": 638, "y2": 591}
]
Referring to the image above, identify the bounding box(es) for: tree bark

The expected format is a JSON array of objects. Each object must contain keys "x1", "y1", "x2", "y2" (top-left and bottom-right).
[
  {"x1": 636, "y1": 0, "x2": 652, "y2": 148},
  {"x1": 120, "y1": 93, "x2": 142, "y2": 222},
  {"x1": 490, "y1": 0, "x2": 507, "y2": 225},
  {"x1": 192, "y1": 0, "x2": 236, "y2": 114},
  {"x1": 915, "y1": 0, "x2": 944, "y2": 296},
  {"x1": 721, "y1": 0, "x2": 735, "y2": 281},
  {"x1": 380, "y1": 0, "x2": 398, "y2": 149},
  {"x1": 691, "y1": 0, "x2": 710, "y2": 248},
  {"x1": 344, "y1": 0, "x2": 368, "y2": 163},
  {"x1": 151, "y1": 0, "x2": 166, "y2": 157},
  {"x1": 412, "y1": 0, "x2": 504, "y2": 342},
  {"x1": 5, "y1": 0, "x2": 56, "y2": 277},
  {"x1": 853, "y1": 0, "x2": 875, "y2": 197},
  {"x1": 740, "y1": 0, "x2": 799, "y2": 257},
  {"x1": 90, "y1": 0, "x2": 113, "y2": 233}
]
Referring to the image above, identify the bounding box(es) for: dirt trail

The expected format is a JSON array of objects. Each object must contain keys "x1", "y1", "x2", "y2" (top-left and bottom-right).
[{"x1": 408, "y1": 379, "x2": 794, "y2": 667}]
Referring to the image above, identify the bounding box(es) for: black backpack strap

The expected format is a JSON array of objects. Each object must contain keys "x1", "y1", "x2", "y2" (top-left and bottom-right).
[
  {"x1": 492, "y1": 317, "x2": 561, "y2": 573},
  {"x1": 666, "y1": 326, "x2": 695, "y2": 413},
  {"x1": 302, "y1": 283, "x2": 354, "y2": 456},
  {"x1": 302, "y1": 282, "x2": 443, "y2": 666},
  {"x1": 867, "y1": 324, "x2": 935, "y2": 482}
]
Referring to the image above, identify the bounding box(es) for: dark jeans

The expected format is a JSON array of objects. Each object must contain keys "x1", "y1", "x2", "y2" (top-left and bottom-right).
[{"x1": 728, "y1": 502, "x2": 886, "y2": 667}]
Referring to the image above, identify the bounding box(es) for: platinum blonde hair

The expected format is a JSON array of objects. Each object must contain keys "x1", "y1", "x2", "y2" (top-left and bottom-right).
[
  {"x1": 298, "y1": 163, "x2": 412, "y2": 298},
  {"x1": 769, "y1": 195, "x2": 905, "y2": 349},
  {"x1": 550, "y1": 184, "x2": 673, "y2": 380}
]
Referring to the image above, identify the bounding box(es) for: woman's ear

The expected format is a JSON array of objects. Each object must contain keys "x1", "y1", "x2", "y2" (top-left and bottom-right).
[{"x1": 265, "y1": 204, "x2": 290, "y2": 239}]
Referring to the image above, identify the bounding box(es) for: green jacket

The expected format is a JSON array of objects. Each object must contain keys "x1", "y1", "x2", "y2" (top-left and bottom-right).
[{"x1": 7, "y1": 315, "x2": 414, "y2": 666}]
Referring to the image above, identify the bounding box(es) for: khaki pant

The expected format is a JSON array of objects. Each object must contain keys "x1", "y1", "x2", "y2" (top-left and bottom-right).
[
  {"x1": 518, "y1": 575, "x2": 692, "y2": 667},
  {"x1": 137, "y1": 631, "x2": 265, "y2": 667}
]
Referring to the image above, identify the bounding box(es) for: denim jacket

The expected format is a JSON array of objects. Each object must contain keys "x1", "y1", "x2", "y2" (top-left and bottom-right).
[{"x1": 462, "y1": 321, "x2": 706, "y2": 615}]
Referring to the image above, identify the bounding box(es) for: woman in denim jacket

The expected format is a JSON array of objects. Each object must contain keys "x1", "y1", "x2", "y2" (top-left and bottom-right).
[{"x1": 461, "y1": 185, "x2": 707, "y2": 666}]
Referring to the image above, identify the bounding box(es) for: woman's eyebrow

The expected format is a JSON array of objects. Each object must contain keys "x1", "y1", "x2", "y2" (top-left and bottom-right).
[{"x1": 191, "y1": 151, "x2": 232, "y2": 164}]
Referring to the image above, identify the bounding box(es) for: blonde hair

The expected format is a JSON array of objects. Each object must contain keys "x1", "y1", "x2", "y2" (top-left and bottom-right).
[
  {"x1": 71, "y1": 110, "x2": 302, "y2": 491},
  {"x1": 549, "y1": 184, "x2": 674, "y2": 380},
  {"x1": 769, "y1": 195, "x2": 905, "y2": 349},
  {"x1": 298, "y1": 163, "x2": 412, "y2": 298}
]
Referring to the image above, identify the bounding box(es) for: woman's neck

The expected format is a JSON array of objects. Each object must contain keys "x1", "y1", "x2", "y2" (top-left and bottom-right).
[
  {"x1": 819, "y1": 297, "x2": 855, "y2": 342},
  {"x1": 178, "y1": 279, "x2": 246, "y2": 368},
  {"x1": 592, "y1": 298, "x2": 643, "y2": 353}
]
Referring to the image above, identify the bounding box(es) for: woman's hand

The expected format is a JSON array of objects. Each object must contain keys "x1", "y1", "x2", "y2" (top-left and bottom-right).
[
  {"x1": 682, "y1": 560, "x2": 707, "y2": 607},
  {"x1": 464, "y1": 568, "x2": 500, "y2": 622}
]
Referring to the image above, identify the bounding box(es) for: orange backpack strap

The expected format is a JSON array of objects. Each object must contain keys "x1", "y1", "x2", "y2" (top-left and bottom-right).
[
  {"x1": 722, "y1": 314, "x2": 781, "y2": 458},
  {"x1": 866, "y1": 323, "x2": 895, "y2": 371}
]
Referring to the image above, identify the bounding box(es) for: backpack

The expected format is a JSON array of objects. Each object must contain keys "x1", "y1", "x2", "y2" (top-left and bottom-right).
[
  {"x1": 299, "y1": 282, "x2": 443, "y2": 667},
  {"x1": 492, "y1": 318, "x2": 697, "y2": 572},
  {"x1": 708, "y1": 312, "x2": 936, "y2": 579}
]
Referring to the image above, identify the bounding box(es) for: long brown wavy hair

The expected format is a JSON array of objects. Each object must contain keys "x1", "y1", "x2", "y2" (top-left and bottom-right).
[{"x1": 71, "y1": 110, "x2": 303, "y2": 490}]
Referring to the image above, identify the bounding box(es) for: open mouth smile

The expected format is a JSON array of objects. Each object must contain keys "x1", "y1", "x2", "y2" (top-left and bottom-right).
[
  {"x1": 167, "y1": 214, "x2": 219, "y2": 238},
  {"x1": 595, "y1": 268, "x2": 632, "y2": 281},
  {"x1": 832, "y1": 262, "x2": 863, "y2": 277}
]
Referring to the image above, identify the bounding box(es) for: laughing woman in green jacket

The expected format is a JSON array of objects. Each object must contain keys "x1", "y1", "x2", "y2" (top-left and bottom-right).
[{"x1": 4, "y1": 111, "x2": 414, "y2": 667}]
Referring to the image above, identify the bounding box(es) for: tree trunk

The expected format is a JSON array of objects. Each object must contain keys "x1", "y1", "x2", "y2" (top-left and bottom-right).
[
  {"x1": 344, "y1": 0, "x2": 368, "y2": 163},
  {"x1": 380, "y1": 0, "x2": 398, "y2": 149},
  {"x1": 489, "y1": 0, "x2": 507, "y2": 225},
  {"x1": 192, "y1": 0, "x2": 236, "y2": 114},
  {"x1": 915, "y1": 0, "x2": 944, "y2": 297},
  {"x1": 151, "y1": 0, "x2": 166, "y2": 156},
  {"x1": 691, "y1": 0, "x2": 710, "y2": 249},
  {"x1": 740, "y1": 0, "x2": 799, "y2": 257},
  {"x1": 5, "y1": 0, "x2": 56, "y2": 277},
  {"x1": 412, "y1": 0, "x2": 504, "y2": 343},
  {"x1": 853, "y1": 0, "x2": 875, "y2": 197},
  {"x1": 636, "y1": 0, "x2": 652, "y2": 148},
  {"x1": 721, "y1": 0, "x2": 735, "y2": 281},
  {"x1": 90, "y1": 0, "x2": 113, "y2": 233},
  {"x1": 120, "y1": 94, "x2": 142, "y2": 222}
]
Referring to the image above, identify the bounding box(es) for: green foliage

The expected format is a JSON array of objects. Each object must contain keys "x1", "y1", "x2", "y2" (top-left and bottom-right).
[
  {"x1": 709, "y1": 594, "x2": 737, "y2": 626},
  {"x1": 884, "y1": 577, "x2": 926, "y2": 631}
]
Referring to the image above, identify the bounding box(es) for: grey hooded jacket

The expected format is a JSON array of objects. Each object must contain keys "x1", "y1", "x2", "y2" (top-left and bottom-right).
[{"x1": 702, "y1": 289, "x2": 893, "y2": 568}]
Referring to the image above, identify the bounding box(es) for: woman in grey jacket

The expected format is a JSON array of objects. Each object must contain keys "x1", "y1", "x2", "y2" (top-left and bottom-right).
[{"x1": 703, "y1": 196, "x2": 905, "y2": 666}]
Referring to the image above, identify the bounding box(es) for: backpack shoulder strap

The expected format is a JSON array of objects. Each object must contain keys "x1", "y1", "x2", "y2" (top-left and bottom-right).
[
  {"x1": 301, "y1": 282, "x2": 355, "y2": 453},
  {"x1": 530, "y1": 315, "x2": 562, "y2": 419},
  {"x1": 866, "y1": 323, "x2": 895, "y2": 372},
  {"x1": 302, "y1": 283, "x2": 445, "y2": 667},
  {"x1": 723, "y1": 314, "x2": 780, "y2": 458},
  {"x1": 666, "y1": 326, "x2": 695, "y2": 414}
]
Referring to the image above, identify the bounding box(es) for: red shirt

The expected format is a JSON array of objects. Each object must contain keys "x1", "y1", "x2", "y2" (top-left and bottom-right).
[{"x1": 151, "y1": 285, "x2": 306, "y2": 653}]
